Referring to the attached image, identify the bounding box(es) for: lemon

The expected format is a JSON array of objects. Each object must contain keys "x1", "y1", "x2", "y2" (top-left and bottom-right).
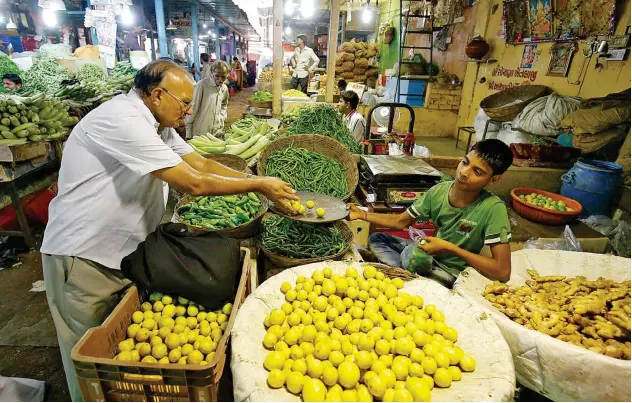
[
  {"x1": 328, "y1": 350, "x2": 345, "y2": 367},
  {"x1": 356, "y1": 384, "x2": 373, "y2": 402},
  {"x1": 302, "y1": 378, "x2": 326, "y2": 402},
  {"x1": 267, "y1": 369, "x2": 285, "y2": 389},
  {"x1": 153, "y1": 301, "x2": 164, "y2": 312},
  {"x1": 319, "y1": 365, "x2": 337, "y2": 386},
  {"x1": 151, "y1": 343, "x2": 167, "y2": 359},
  {"x1": 127, "y1": 323, "x2": 141, "y2": 338},
  {"x1": 175, "y1": 305, "x2": 186, "y2": 317},
  {"x1": 422, "y1": 343, "x2": 438, "y2": 357},
  {"x1": 342, "y1": 389, "x2": 357, "y2": 402},
  {"x1": 443, "y1": 327, "x2": 458, "y2": 342},
  {"x1": 413, "y1": 330, "x2": 431, "y2": 347},
  {"x1": 132, "y1": 311, "x2": 144, "y2": 324},
  {"x1": 410, "y1": 348, "x2": 425, "y2": 364},
  {"x1": 445, "y1": 346, "x2": 463, "y2": 365},
  {"x1": 434, "y1": 351, "x2": 450, "y2": 369},
  {"x1": 421, "y1": 357, "x2": 437, "y2": 375},
  {"x1": 405, "y1": 377, "x2": 431, "y2": 402},
  {"x1": 264, "y1": 351, "x2": 285, "y2": 371},
  {"x1": 280, "y1": 282, "x2": 292, "y2": 294},
  {"x1": 448, "y1": 365, "x2": 462, "y2": 381},
  {"x1": 460, "y1": 353, "x2": 476, "y2": 372},
  {"x1": 409, "y1": 362, "x2": 424, "y2": 377},
  {"x1": 391, "y1": 360, "x2": 409, "y2": 381},
  {"x1": 322, "y1": 279, "x2": 336, "y2": 296},
  {"x1": 141, "y1": 302, "x2": 153, "y2": 312},
  {"x1": 355, "y1": 350, "x2": 373, "y2": 369},
  {"x1": 167, "y1": 349, "x2": 181, "y2": 363},
  {"x1": 188, "y1": 350, "x2": 204, "y2": 365},
  {"x1": 371, "y1": 359, "x2": 387, "y2": 374},
  {"x1": 314, "y1": 341, "x2": 332, "y2": 360},
  {"x1": 128, "y1": 350, "x2": 140, "y2": 362},
  {"x1": 433, "y1": 367, "x2": 452, "y2": 388},
  {"x1": 288, "y1": 312, "x2": 301, "y2": 326},
  {"x1": 431, "y1": 310, "x2": 445, "y2": 323},
  {"x1": 292, "y1": 358, "x2": 307, "y2": 375},
  {"x1": 180, "y1": 343, "x2": 194, "y2": 356},
  {"x1": 269, "y1": 309, "x2": 286, "y2": 326},
  {"x1": 382, "y1": 388, "x2": 396, "y2": 402},
  {"x1": 379, "y1": 368, "x2": 397, "y2": 388},
  {"x1": 187, "y1": 305, "x2": 199, "y2": 317},
  {"x1": 141, "y1": 355, "x2": 157, "y2": 363},
  {"x1": 338, "y1": 361, "x2": 361, "y2": 389},
  {"x1": 177, "y1": 357, "x2": 187, "y2": 365},
  {"x1": 316, "y1": 208, "x2": 326, "y2": 218},
  {"x1": 364, "y1": 374, "x2": 386, "y2": 398}
]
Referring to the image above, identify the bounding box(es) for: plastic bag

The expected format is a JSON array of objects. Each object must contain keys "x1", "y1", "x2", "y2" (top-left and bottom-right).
[
  {"x1": 580, "y1": 215, "x2": 631, "y2": 257},
  {"x1": 523, "y1": 225, "x2": 583, "y2": 252},
  {"x1": 405, "y1": 227, "x2": 433, "y2": 273}
]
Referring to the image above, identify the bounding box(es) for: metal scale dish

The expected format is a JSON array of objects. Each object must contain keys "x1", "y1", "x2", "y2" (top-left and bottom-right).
[
  {"x1": 359, "y1": 155, "x2": 443, "y2": 204},
  {"x1": 269, "y1": 192, "x2": 349, "y2": 224}
]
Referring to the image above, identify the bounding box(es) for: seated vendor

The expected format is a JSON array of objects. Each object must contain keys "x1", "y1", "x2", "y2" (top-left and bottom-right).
[
  {"x1": 348, "y1": 139, "x2": 514, "y2": 285},
  {"x1": 2, "y1": 73, "x2": 22, "y2": 90},
  {"x1": 340, "y1": 90, "x2": 366, "y2": 143}
]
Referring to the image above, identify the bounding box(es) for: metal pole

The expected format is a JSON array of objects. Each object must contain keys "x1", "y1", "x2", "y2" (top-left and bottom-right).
[
  {"x1": 191, "y1": 3, "x2": 200, "y2": 73},
  {"x1": 326, "y1": 0, "x2": 341, "y2": 103},
  {"x1": 154, "y1": 0, "x2": 168, "y2": 57},
  {"x1": 149, "y1": 30, "x2": 157, "y2": 60},
  {"x1": 272, "y1": 0, "x2": 283, "y2": 115},
  {"x1": 232, "y1": 33, "x2": 237, "y2": 60},
  {"x1": 215, "y1": 19, "x2": 221, "y2": 60}
]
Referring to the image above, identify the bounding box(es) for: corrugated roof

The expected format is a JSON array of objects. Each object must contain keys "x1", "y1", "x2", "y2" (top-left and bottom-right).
[{"x1": 196, "y1": 0, "x2": 260, "y2": 41}]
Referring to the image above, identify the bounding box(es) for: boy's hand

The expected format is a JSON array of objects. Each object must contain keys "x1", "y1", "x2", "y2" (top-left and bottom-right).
[
  {"x1": 418, "y1": 237, "x2": 454, "y2": 255},
  {"x1": 346, "y1": 204, "x2": 366, "y2": 221}
]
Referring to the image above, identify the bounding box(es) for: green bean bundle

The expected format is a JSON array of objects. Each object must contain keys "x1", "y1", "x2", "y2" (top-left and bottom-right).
[
  {"x1": 265, "y1": 147, "x2": 348, "y2": 198},
  {"x1": 76, "y1": 63, "x2": 105, "y2": 82},
  {"x1": 20, "y1": 58, "x2": 70, "y2": 95},
  {"x1": 260, "y1": 215, "x2": 347, "y2": 258},
  {"x1": 286, "y1": 104, "x2": 362, "y2": 153}
]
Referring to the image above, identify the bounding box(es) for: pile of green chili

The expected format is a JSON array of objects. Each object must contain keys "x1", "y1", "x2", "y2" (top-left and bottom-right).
[
  {"x1": 265, "y1": 147, "x2": 348, "y2": 198},
  {"x1": 260, "y1": 215, "x2": 347, "y2": 259},
  {"x1": 286, "y1": 104, "x2": 362, "y2": 154}
]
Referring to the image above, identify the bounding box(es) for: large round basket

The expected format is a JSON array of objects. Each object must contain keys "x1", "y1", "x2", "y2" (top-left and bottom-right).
[
  {"x1": 257, "y1": 134, "x2": 359, "y2": 201},
  {"x1": 248, "y1": 100, "x2": 272, "y2": 109},
  {"x1": 174, "y1": 193, "x2": 269, "y2": 239},
  {"x1": 206, "y1": 154, "x2": 248, "y2": 172},
  {"x1": 480, "y1": 85, "x2": 549, "y2": 122},
  {"x1": 259, "y1": 213, "x2": 354, "y2": 268}
]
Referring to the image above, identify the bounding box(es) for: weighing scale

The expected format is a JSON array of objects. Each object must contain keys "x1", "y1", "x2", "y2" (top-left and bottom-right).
[{"x1": 358, "y1": 154, "x2": 442, "y2": 205}]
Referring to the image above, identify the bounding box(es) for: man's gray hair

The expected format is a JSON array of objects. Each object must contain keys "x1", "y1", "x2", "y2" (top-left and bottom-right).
[{"x1": 211, "y1": 60, "x2": 230, "y2": 73}]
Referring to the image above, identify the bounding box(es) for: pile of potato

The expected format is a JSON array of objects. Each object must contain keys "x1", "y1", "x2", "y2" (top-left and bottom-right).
[
  {"x1": 483, "y1": 270, "x2": 631, "y2": 360},
  {"x1": 335, "y1": 40, "x2": 380, "y2": 85}
]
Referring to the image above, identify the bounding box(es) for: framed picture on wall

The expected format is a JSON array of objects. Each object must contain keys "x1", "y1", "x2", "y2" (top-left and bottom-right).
[
  {"x1": 546, "y1": 42, "x2": 577, "y2": 77},
  {"x1": 582, "y1": 0, "x2": 616, "y2": 36},
  {"x1": 528, "y1": 0, "x2": 553, "y2": 39},
  {"x1": 553, "y1": 0, "x2": 582, "y2": 39},
  {"x1": 504, "y1": 0, "x2": 531, "y2": 44}
]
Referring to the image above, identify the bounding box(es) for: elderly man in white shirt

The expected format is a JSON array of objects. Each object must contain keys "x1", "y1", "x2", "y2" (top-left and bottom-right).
[
  {"x1": 340, "y1": 90, "x2": 367, "y2": 143},
  {"x1": 40, "y1": 59, "x2": 298, "y2": 401},
  {"x1": 186, "y1": 60, "x2": 229, "y2": 139},
  {"x1": 290, "y1": 34, "x2": 320, "y2": 94}
]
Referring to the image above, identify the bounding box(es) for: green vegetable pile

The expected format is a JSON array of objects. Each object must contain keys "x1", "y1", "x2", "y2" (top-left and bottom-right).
[
  {"x1": 264, "y1": 147, "x2": 348, "y2": 198},
  {"x1": 260, "y1": 215, "x2": 347, "y2": 259},
  {"x1": 178, "y1": 193, "x2": 262, "y2": 230},
  {"x1": 188, "y1": 115, "x2": 276, "y2": 167},
  {"x1": 75, "y1": 63, "x2": 105, "y2": 82},
  {"x1": 0, "y1": 94, "x2": 79, "y2": 144},
  {"x1": 249, "y1": 90, "x2": 273, "y2": 102},
  {"x1": 286, "y1": 104, "x2": 362, "y2": 153},
  {"x1": 110, "y1": 61, "x2": 138, "y2": 78},
  {"x1": 19, "y1": 58, "x2": 70, "y2": 96}
]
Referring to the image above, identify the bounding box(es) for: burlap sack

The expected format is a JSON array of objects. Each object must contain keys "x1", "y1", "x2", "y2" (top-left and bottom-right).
[
  {"x1": 341, "y1": 42, "x2": 355, "y2": 53},
  {"x1": 352, "y1": 67, "x2": 367, "y2": 75},
  {"x1": 342, "y1": 61, "x2": 355, "y2": 72},
  {"x1": 341, "y1": 72, "x2": 354, "y2": 79},
  {"x1": 335, "y1": 66, "x2": 344, "y2": 75},
  {"x1": 615, "y1": 130, "x2": 631, "y2": 186},
  {"x1": 573, "y1": 123, "x2": 629, "y2": 154},
  {"x1": 340, "y1": 52, "x2": 355, "y2": 62},
  {"x1": 355, "y1": 58, "x2": 369, "y2": 68},
  {"x1": 335, "y1": 57, "x2": 343, "y2": 66}
]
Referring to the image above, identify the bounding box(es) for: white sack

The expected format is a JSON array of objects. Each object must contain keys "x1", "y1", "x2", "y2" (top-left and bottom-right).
[
  {"x1": 512, "y1": 93, "x2": 581, "y2": 137},
  {"x1": 474, "y1": 108, "x2": 535, "y2": 145},
  {"x1": 231, "y1": 261, "x2": 516, "y2": 402},
  {"x1": 454, "y1": 249, "x2": 631, "y2": 402}
]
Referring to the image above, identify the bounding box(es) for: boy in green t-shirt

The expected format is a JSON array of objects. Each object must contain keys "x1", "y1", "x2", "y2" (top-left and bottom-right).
[{"x1": 348, "y1": 139, "x2": 514, "y2": 284}]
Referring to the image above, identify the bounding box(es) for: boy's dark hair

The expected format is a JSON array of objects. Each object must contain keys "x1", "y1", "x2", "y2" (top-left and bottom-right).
[
  {"x1": 341, "y1": 90, "x2": 359, "y2": 109},
  {"x1": 296, "y1": 34, "x2": 307, "y2": 42},
  {"x1": 3, "y1": 73, "x2": 21, "y2": 85},
  {"x1": 200, "y1": 53, "x2": 209, "y2": 63},
  {"x1": 470, "y1": 139, "x2": 514, "y2": 175},
  {"x1": 338, "y1": 79, "x2": 347, "y2": 90}
]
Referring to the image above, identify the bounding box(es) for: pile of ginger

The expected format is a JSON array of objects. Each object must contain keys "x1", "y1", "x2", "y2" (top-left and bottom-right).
[{"x1": 483, "y1": 269, "x2": 630, "y2": 360}]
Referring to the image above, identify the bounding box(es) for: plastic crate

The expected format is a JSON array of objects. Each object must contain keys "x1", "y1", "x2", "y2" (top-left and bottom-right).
[{"x1": 71, "y1": 248, "x2": 253, "y2": 402}]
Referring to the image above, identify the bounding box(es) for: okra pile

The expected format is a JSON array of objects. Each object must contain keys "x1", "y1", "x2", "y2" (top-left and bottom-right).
[
  {"x1": 265, "y1": 147, "x2": 349, "y2": 198},
  {"x1": 178, "y1": 193, "x2": 262, "y2": 230},
  {"x1": 0, "y1": 94, "x2": 79, "y2": 144},
  {"x1": 259, "y1": 215, "x2": 348, "y2": 259}
]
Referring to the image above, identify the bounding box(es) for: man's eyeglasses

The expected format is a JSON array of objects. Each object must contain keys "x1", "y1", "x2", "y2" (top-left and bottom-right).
[{"x1": 159, "y1": 87, "x2": 193, "y2": 114}]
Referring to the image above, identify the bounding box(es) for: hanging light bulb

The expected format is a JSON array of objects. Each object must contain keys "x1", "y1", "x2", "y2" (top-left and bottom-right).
[
  {"x1": 285, "y1": 1, "x2": 294, "y2": 16},
  {"x1": 203, "y1": 23, "x2": 207, "y2": 29},
  {"x1": 362, "y1": 3, "x2": 372, "y2": 24},
  {"x1": 301, "y1": 0, "x2": 313, "y2": 18},
  {"x1": 285, "y1": 25, "x2": 292, "y2": 35},
  {"x1": 0, "y1": 15, "x2": 4, "y2": 24},
  {"x1": 207, "y1": 30, "x2": 212, "y2": 35},
  {"x1": 42, "y1": 9, "x2": 57, "y2": 28},
  {"x1": 120, "y1": 5, "x2": 134, "y2": 26}
]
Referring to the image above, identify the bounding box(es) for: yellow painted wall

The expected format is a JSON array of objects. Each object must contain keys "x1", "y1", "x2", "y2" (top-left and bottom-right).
[
  {"x1": 359, "y1": 105, "x2": 458, "y2": 137},
  {"x1": 456, "y1": 0, "x2": 632, "y2": 131}
]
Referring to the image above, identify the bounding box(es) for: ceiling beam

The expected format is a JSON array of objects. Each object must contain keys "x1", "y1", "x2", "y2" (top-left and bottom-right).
[{"x1": 194, "y1": 0, "x2": 250, "y2": 38}]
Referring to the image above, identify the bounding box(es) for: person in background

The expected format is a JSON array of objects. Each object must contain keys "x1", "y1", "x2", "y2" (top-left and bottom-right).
[
  {"x1": 199, "y1": 53, "x2": 211, "y2": 79},
  {"x1": 290, "y1": 34, "x2": 319, "y2": 94},
  {"x1": 2, "y1": 74, "x2": 22, "y2": 90},
  {"x1": 338, "y1": 79, "x2": 347, "y2": 93},
  {"x1": 347, "y1": 139, "x2": 514, "y2": 286},
  {"x1": 339, "y1": 91, "x2": 366, "y2": 143},
  {"x1": 124, "y1": 25, "x2": 144, "y2": 51},
  {"x1": 186, "y1": 60, "x2": 230, "y2": 139},
  {"x1": 232, "y1": 56, "x2": 243, "y2": 90}
]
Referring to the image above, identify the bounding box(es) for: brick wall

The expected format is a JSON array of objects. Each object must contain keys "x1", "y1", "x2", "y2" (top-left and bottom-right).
[{"x1": 424, "y1": 84, "x2": 463, "y2": 111}]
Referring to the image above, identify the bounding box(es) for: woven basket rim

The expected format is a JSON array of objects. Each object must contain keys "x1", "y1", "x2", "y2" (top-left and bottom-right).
[
  {"x1": 258, "y1": 213, "x2": 354, "y2": 265},
  {"x1": 174, "y1": 193, "x2": 269, "y2": 233},
  {"x1": 480, "y1": 85, "x2": 550, "y2": 108},
  {"x1": 257, "y1": 134, "x2": 359, "y2": 201},
  {"x1": 205, "y1": 154, "x2": 248, "y2": 172}
]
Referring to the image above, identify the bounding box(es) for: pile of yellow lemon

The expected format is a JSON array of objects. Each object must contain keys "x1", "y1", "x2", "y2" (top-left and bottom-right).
[
  {"x1": 261, "y1": 266, "x2": 476, "y2": 402},
  {"x1": 284, "y1": 199, "x2": 326, "y2": 218},
  {"x1": 114, "y1": 293, "x2": 233, "y2": 366}
]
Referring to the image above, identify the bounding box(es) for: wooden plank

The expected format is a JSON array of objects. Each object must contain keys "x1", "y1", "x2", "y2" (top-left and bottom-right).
[
  {"x1": 325, "y1": 0, "x2": 341, "y2": 103},
  {"x1": 272, "y1": 0, "x2": 283, "y2": 115}
]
